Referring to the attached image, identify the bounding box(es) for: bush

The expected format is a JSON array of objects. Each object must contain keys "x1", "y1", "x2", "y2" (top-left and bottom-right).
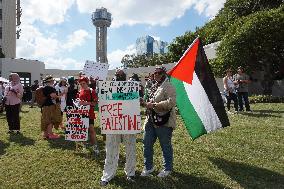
[{"x1": 249, "y1": 95, "x2": 284, "y2": 103}]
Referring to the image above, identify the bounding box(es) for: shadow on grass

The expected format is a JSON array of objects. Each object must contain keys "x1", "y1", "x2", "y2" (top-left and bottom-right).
[
  {"x1": 47, "y1": 136, "x2": 75, "y2": 151},
  {"x1": 238, "y1": 112, "x2": 281, "y2": 118},
  {"x1": 251, "y1": 109, "x2": 284, "y2": 114},
  {"x1": 20, "y1": 110, "x2": 30, "y2": 113},
  {"x1": 8, "y1": 133, "x2": 35, "y2": 146},
  {"x1": 0, "y1": 140, "x2": 10, "y2": 155},
  {"x1": 209, "y1": 157, "x2": 284, "y2": 189},
  {"x1": 0, "y1": 113, "x2": 6, "y2": 119},
  {"x1": 110, "y1": 171, "x2": 226, "y2": 189}
]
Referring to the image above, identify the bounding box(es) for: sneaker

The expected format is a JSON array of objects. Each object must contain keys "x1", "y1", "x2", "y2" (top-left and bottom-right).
[
  {"x1": 48, "y1": 133, "x2": 60, "y2": 139},
  {"x1": 140, "y1": 167, "x2": 154, "y2": 177},
  {"x1": 126, "y1": 176, "x2": 135, "y2": 183},
  {"x1": 93, "y1": 145, "x2": 99, "y2": 156},
  {"x1": 7, "y1": 130, "x2": 13, "y2": 134},
  {"x1": 246, "y1": 109, "x2": 252, "y2": 113},
  {"x1": 100, "y1": 180, "x2": 108, "y2": 187},
  {"x1": 157, "y1": 170, "x2": 171, "y2": 178}
]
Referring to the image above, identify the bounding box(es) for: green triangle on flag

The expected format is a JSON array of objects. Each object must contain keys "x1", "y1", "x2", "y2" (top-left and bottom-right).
[{"x1": 168, "y1": 37, "x2": 230, "y2": 140}]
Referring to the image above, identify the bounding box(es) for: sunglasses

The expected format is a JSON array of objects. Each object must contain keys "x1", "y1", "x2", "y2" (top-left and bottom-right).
[
  {"x1": 154, "y1": 72, "x2": 163, "y2": 75},
  {"x1": 79, "y1": 82, "x2": 87, "y2": 85}
]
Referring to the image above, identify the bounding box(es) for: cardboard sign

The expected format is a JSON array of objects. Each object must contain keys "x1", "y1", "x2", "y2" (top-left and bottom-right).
[
  {"x1": 65, "y1": 104, "x2": 90, "y2": 141},
  {"x1": 83, "y1": 60, "x2": 109, "y2": 80},
  {"x1": 98, "y1": 81, "x2": 142, "y2": 134}
]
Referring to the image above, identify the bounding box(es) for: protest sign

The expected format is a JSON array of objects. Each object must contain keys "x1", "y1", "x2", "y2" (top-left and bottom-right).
[
  {"x1": 98, "y1": 81, "x2": 142, "y2": 134},
  {"x1": 83, "y1": 60, "x2": 109, "y2": 80},
  {"x1": 65, "y1": 103, "x2": 90, "y2": 141}
]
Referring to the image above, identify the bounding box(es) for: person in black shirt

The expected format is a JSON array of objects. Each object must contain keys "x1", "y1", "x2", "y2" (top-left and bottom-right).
[
  {"x1": 41, "y1": 76, "x2": 62, "y2": 139},
  {"x1": 30, "y1": 80, "x2": 39, "y2": 108},
  {"x1": 66, "y1": 76, "x2": 78, "y2": 107}
]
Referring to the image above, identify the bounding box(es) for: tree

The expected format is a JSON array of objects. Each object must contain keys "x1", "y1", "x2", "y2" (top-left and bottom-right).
[
  {"x1": 167, "y1": 31, "x2": 197, "y2": 62},
  {"x1": 213, "y1": 5, "x2": 284, "y2": 94},
  {"x1": 121, "y1": 53, "x2": 170, "y2": 68},
  {"x1": 197, "y1": 0, "x2": 284, "y2": 45}
]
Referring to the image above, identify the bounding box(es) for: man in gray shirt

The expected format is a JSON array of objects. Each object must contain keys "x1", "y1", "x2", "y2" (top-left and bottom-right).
[{"x1": 234, "y1": 66, "x2": 252, "y2": 112}]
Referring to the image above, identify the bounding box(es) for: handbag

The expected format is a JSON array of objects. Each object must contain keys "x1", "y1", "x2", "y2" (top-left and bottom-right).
[
  {"x1": 151, "y1": 109, "x2": 171, "y2": 126},
  {"x1": 2, "y1": 96, "x2": 7, "y2": 105}
]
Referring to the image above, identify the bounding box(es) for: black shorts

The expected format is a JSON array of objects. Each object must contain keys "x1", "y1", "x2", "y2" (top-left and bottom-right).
[{"x1": 89, "y1": 119, "x2": 94, "y2": 125}]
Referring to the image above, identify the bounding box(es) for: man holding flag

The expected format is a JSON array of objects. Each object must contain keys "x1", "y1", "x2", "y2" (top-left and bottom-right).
[{"x1": 141, "y1": 66, "x2": 177, "y2": 178}]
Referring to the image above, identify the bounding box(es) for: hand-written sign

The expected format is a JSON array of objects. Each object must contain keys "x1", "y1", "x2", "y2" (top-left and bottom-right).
[
  {"x1": 83, "y1": 60, "x2": 109, "y2": 80},
  {"x1": 65, "y1": 104, "x2": 90, "y2": 141},
  {"x1": 99, "y1": 81, "x2": 142, "y2": 134}
]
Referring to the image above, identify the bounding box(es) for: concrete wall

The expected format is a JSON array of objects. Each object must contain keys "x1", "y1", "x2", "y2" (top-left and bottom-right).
[
  {"x1": 0, "y1": 58, "x2": 45, "y2": 83},
  {"x1": 1, "y1": 0, "x2": 16, "y2": 58}
]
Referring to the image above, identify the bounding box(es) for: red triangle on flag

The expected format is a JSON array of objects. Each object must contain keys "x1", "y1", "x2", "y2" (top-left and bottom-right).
[{"x1": 167, "y1": 38, "x2": 200, "y2": 85}]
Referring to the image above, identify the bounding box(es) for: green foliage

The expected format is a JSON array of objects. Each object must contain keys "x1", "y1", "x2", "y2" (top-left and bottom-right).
[
  {"x1": 0, "y1": 104, "x2": 284, "y2": 188},
  {"x1": 249, "y1": 95, "x2": 284, "y2": 103},
  {"x1": 197, "y1": 0, "x2": 284, "y2": 45},
  {"x1": 121, "y1": 53, "x2": 170, "y2": 68},
  {"x1": 167, "y1": 31, "x2": 197, "y2": 62},
  {"x1": 213, "y1": 6, "x2": 284, "y2": 77}
]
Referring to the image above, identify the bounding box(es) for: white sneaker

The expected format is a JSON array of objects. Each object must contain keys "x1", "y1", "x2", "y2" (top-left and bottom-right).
[
  {"x1": 140, "y1": 167, "x2": 154, "y2": 177},
  {"x1": 157, "y1": 170, "x2": 171, "y2": 178}
]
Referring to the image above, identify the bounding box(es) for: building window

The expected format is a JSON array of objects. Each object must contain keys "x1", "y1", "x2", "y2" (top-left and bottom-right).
[
  {"x1": 0, "y1": 27, "x2": 2, "y2": 39},
  {"x1": 0, "y1": 9, "x2": 2, "y2": 20}
]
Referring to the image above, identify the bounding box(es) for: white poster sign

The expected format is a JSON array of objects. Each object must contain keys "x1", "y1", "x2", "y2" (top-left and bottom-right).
[
  {"x1": 65, "y1": 103, "x2": 90, "y2": 141},
  {"x1": 83, "y1": 60, "x2": 109, "y2": 80},
  {"x1": 98, "y1": 81, "x2": 142, "y2": 134}
]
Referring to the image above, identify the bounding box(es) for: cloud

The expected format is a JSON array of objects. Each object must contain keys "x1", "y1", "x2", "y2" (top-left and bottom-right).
[
  {"x1": 62, "y1": 29, "x2": 90, "y2": 51},
  {"x1": 44, "y1": 58, "x2": 84, "y2": 70},
  {"x1": 17, "y1": 23, "x2": 89, "y2": 59},
  {"x1": 108, "y1": 44, "x2": 136, "y2": 69},
  {"x1": 194, "y1": 0, "x2": 226, "y2": 17},
  {"x1": 17, "y1": 24, "x2": 60, "y2": 58},
  {"x1": 75, "y1": 0, "x2": 225, "y2": 27},
  {"x1": 21, "y1": 0, "x2": 75, "y2": 25}
]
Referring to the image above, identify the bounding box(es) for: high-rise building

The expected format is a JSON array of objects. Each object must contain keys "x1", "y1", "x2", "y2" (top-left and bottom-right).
[
  {"x1": 136, "y1": 35, "x2": 154, "y2": 55},
  {"x1": 136, "y1": 35, "x2": 168, "y2": 56},
  {"x1": 153, "y1": 40, "x2": 168, "y2": 54},
  {"x1": 0, "y1": 0, "x2": 21, "y2": 58},
  {"x1": 92, "y1": 7, "x2": 112, "y2": 63}
]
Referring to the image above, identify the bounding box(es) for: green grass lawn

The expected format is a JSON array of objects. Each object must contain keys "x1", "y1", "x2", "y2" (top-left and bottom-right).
[{"x1": 0, "y1": 103, "x2": 284, "y2": 189}]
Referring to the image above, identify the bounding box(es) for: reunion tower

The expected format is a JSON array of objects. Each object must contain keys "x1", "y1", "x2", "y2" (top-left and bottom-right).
[{"x1": 92, "y1": 7, "x2": 112, "y2": 63}]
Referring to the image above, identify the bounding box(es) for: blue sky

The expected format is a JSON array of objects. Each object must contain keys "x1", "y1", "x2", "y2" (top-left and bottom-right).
[{"x1": 16, "y1": 0, "x2": 225, "y2": 70}]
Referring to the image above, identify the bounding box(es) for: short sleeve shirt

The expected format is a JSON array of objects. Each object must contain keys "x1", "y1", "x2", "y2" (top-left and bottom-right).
[
  {"x1": 77, "y1": 89, "x2": 98, "y2": 119},
  {"x1": 234, "y1": 73, "x2": 250, "y2": 92},
  {"x1": 43, "y1": 86, "x2": 57, "y2": 106}
]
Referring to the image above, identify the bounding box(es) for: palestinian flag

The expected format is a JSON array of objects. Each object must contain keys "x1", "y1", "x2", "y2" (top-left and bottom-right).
[{"x1": 168, "y1": 37, "x2": 230, "y2": 139}]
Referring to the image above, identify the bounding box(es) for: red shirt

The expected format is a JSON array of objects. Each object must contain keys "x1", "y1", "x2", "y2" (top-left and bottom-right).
[{"x1": 77, "y1": 88, "x2": 98, "y2": 119}]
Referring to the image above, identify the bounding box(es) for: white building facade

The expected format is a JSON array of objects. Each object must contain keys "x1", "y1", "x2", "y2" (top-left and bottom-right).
[
  {"x1": 0, "y1": 58, "x2": 45, "y2": 85},
  {"x1": 0, "y1": 0, "x2": 19, "y2": 58}
]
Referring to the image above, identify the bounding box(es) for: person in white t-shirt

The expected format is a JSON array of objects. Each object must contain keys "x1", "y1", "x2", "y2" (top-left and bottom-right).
[
  {"x1": 55, "y1": 77, "x2": 68, "y2": 129},
  {"x1": 223, "y1": 69, "x2": 238, "y2": 113}
]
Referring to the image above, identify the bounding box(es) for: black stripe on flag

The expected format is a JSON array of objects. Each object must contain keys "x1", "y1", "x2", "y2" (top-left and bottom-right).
[{"x1": 194, "y1": 39, "x2": 230, "y2": 127}]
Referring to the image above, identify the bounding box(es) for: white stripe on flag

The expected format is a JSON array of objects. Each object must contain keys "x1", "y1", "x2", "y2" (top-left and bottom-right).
[{"x1": 183, "y1": 72, "x2": 222, "y2": 133}]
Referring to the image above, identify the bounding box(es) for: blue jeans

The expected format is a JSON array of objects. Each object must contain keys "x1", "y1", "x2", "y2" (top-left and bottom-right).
[
  {"x1": 143, "y1": 120, "x2": 173, "y2": 171},
  {"x1": 237, "y1": 92, "x2": 251, "y2": 111}
]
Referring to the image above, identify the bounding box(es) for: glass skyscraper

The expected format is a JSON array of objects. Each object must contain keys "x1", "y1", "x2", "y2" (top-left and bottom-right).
[{"x1": 136, "y1": 35, "x2": 168, "y2": 55}]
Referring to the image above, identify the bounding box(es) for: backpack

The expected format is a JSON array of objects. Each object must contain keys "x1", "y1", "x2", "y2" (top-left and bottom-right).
[{"x1": 35, "y1": 87, "x2": 47, "y2": 107}]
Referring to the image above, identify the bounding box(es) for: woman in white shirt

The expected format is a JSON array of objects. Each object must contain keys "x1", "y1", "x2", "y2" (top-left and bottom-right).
[
  {"x1": 223, "y1": 69, "x2": 238, "y2": 113},
  {"x1": 55, "y1": 77, "x2": 68, "y2": 129}
]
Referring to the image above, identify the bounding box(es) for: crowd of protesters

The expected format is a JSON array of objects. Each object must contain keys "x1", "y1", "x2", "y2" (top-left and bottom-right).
[{"x1": 0, "y1": 66, "x2": 252, "y2": 186}]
